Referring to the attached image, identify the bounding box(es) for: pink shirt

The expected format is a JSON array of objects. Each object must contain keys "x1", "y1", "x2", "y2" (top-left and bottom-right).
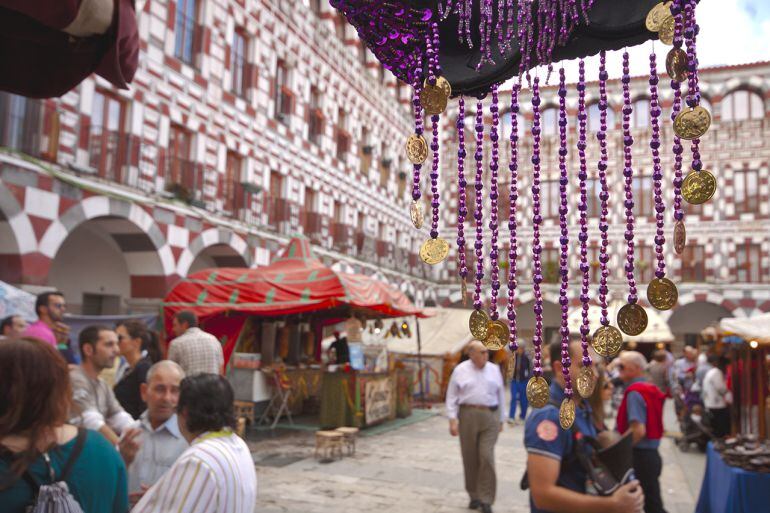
[{"x1": 22, "y1": 320, "x2": 57, "y2": 347}]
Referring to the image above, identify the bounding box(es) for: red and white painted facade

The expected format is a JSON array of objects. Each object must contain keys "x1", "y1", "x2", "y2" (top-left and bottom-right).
[{"x1": 0, "y1": 0, "x2": 439, "y2": 314}]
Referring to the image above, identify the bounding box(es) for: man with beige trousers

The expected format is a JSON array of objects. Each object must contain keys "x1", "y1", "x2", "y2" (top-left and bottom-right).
[{"x1": 446, "y1": 340, "x2": 506, "y2": 513}]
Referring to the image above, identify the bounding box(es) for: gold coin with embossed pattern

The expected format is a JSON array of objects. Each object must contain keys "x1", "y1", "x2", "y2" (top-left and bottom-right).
[
  {"x1": 484, "y1": 320, "x2": 509, "y2": 351},
  {"x1": 527, "y1": 376, "x2": 550, "y2": 409},
  {"x1": 410, "y1": 200, "x2": 424, "y2": 229},
  {"x1": 576, "y1": 366, "x2": 596, "y2": 399},
  {"x1": 419, "y1": 237, "x2": 449, "y2": 265},
  {"x1": 682, "y1": 170, "x2": 716, "y2": 205},
  {"x1": 559, "y1": 398, "x2": 576, "y2": 430},
  {"x1": 647, "y1": 277, "x2": 679, "y2": 311},
  {"x1": 469, "y1": 309, "x2": 490, "y2": 340},
  {"x1": 658, "y1": 15, "x2": 675, "y2": 45},
  {"x1": 617, "y1": 303, "x2": 648, "y2": 337},
  {"x1": 592, "y1": 325, "x2": 624, "y2": 358},
  {"x1": 646, "y1": 2, "x2": 672, "y2": 32},
  {"x1": 674, "y1": 106, "x2": 711, "y2": 140},
  {"x1": 405, "y1": 134, "x2": 428, "y2": 165},
  {"x1": 674, "y1": 220, "x2": 686, "y2": 255}
]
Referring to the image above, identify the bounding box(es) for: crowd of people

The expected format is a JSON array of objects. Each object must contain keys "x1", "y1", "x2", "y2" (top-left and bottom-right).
[
  {"x1": 446, "y1": 339, "x2": 732, "y2": 513},
  {"x1": 0, "y1": 291, "x2": 256, "y2": 513}
]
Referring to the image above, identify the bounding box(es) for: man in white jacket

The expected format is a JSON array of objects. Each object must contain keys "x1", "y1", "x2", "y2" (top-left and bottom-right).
[{"x1": 702, "y1": 354, "x2": 731, "y2": 438}]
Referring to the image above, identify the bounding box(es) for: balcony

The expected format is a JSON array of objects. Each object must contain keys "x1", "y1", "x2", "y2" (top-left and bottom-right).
[
  {"x1": 265, "y1": 196, "x2": 292, "y2": 229},
  {"x1": 302, "y1": 211, "x2": 327, "y2": 245},
  {"x1": 87, "y1": 127, "x2": 142, "y2": 187},
  {"x1": 160, "y1": 155, "x2": 206, "y2": 206},
  {"x1": 0, "y1": 93, "x2": 59, "y2": 161},
  {"x1": 332, "y1": 222, "x2": 353, "y2": 251}
]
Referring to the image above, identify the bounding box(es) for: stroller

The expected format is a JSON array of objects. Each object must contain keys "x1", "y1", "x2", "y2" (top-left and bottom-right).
[{"x1": 675, "y1": 391, "x2": 711, "y2": 452}]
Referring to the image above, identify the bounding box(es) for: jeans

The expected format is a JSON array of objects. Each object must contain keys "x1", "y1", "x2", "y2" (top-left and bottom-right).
[
  {"x1": 509, "y1": 380, "x2": 528, "y2": 420},
  {"x1": 632, "y1": 448, "x2": 668, "y2": 513}
]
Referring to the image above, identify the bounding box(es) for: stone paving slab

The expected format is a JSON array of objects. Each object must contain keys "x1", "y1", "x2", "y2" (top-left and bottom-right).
[{"x1": 250, "y1": 407, "x2": 703, "y2": 513}]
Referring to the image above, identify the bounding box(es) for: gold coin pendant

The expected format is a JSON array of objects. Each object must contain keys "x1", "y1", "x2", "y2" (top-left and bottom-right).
[
  {"x1": 559, "y1": 398, "x2": 576, "y2": 430},
  {"x1": 646, "y1": 2, "x2": 672, "y2": 32},
  {"x1": 469, "y1": 309, "x2": 490, "y2": 340},
  {"x1": 461, "y1": 277, "x2": 468, "y2": 307},
  {"x1": 617, "y1": 303, "x2": 649, "y2": 337},
  {"x1": 410, "y1": 200, "x2": 424, "y2": 229},
  {"x1": 505, "y1": 352, "x2": 516, "y2": 382},
  {"x1": 405, "y1": 134, "x2": 428, "y2": 165},
  {"x1": 658, "y1": 15, "x2": 675, "y2": 45},
  {"x1": 666, "y1": 48, "x2": 689, "y2": 82},
  {"x1": 647, "y1": 277, "x2": 679, "y2": 311},
  {"x1": 682, "y1": 170, "x2": 716, "y2": 205},
  {"x1": 592, "y1": 325, "x2": 624, "y2": 358},
  {"x1": 673, "y1": 106, "x2": 711, "y2": 140},
  {"x1": 484, "y1": 320, "x2": 509, "y2": 351},
  {"x1": 419, "y1": 237, "x2": 449, "y2": 265},
  {"x1": 420, "y1": 78, "x2": 450, "y2": 116},
  {"x1": 576, "y1": 366, "x2": 596, "y2": 399},
  {"x1": 527, "y1": 376, "x2": 550, "y2": 409},
  {"x1": 674, "y1": 220, "x2": 686, "y2": 255}
]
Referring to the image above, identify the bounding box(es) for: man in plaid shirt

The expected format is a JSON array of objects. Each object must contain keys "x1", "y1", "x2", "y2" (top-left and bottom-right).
[{"x1": 168, "y1": 311, "x2": 224, "y2": 376}]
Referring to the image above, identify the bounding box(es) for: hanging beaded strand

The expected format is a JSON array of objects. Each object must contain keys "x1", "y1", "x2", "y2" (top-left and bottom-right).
[
  {"x1": 670, "y1": 0, "x2": 686, "y2": 255},
  {"x1": 575, "y1": 59, "x2": 595, "y2": 399},
  {"x1": 557, "y1": 67, "x2": 576, "y2": 429},
  {"x1": 467, "y1": 100, "x2": 491, "y2": 343},
  {"x1": 679, "y1": 0, "x2": 715, "y2": 207},
  {"x1": 418, "y1": 21, "x2": 451, "y2": 266},
  {"x1": 457, "y1": 97, "x2": 469, "y2": 305},
  {"x1": 489, "y1": 84, "x2": 502, "y2": 321},
  {"x1": 616, "y1": 51, "x2": 649, "y2": 338},
  {"x1": 525, "y1": 76, "x2": 550, "y2": 409},
  {"x1": 646, "y1": 49, "x2": 679, "y2": 312},
  {"x1": 507, "y1": 83, "x2": 521, "y2": 352},
  {"x1": 411, "y1": 80, "x2": 424, "y2": 214},
  {"x1": 591, "y1": 51, "x2": 623, "y2": 359}
]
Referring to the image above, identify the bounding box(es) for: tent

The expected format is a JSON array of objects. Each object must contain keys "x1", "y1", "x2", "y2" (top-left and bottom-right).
[
  {"x1": 720, "y1": 314, "x2": 770, "y2": 345},
  {"x1": 163, "y1": 236, "x2": 424, "y2": 362},
  {"x1": 567, "y1": 300, "x2": 674, "y2": 344}
]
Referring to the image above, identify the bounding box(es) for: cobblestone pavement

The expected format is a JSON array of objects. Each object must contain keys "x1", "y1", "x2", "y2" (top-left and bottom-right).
[{"x1": 250, "y1": 405, "x2": 704, "y2": 513}]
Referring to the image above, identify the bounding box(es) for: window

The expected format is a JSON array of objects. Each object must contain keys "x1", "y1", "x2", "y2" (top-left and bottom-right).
[
  {"x1": 587, "y1": 102, "x2": 616, "y2": 133},
  {"x1": 358, "y1": 45, "x2": 367, "y2": 66},
  {"x1": 541, "y1": 180, "x2": 560, "y2": 219},
  {"x1": 631, "y1": 98, "x2": 649, "y2": 129},
  {"x1": 231, "y1": 29, "x2": 248, "y2": 97},
  {"x1": 302, "y1": 187, "x2": 316, "y2": 233},
  {"x1": 90, "y1": 90, "x2": 125, "y2": 179},
  {"x1": 0, "y1": 93, "x2": 43, "y2": 157},
  {"x1": 379, "y1": 143, "x2": 390, "y2": 187},
  {"x1": 333, "y1": 200, "x2": 343, "y2": 223},
  {"x1": 632, "y1": 175, "x2": 654, "y2": 217},
  {"x1": 359, "y1": 126, "x2": 371, "y2": 175},
  {"x1": 585, "y1": 178, "x2": 601, "y2": 218},
  {"x1": 336, "y1": 108, "x2": 350, "y2": 161},
  {"x1": 542, "y1": 107, "x2": 558, "y2": 136},
  {"x1": 636, "y1": 244, "x2": 655, "y2": 284},
  {"x1": 223, "y1": 152, "x2": 242, "y2": 213},
  {"x1": 501, "y1": 111, "x2": 527, "y2": 140},
  {"x1": 736, "y1": 243, "x2": 762, "y2": 282},
  {"x1": 310, "y1": 0, "x2": 323, "y2": 14},
  {"x1": 166, "y1": 124, "x2": 196, "y2": 191},
  {"x1": 174, "y1": 0, "x2": 199, "y2": 65},
  {"x1": 681, "y1": 245, "x2": 706, "y2": 282},
  {"x1": 274, "y1": 60, "x2": 293, "y2": 122},
  {"x1": 335, "y1": 15, "x2": 346, "y2": 40},
  {"x1": 267, "y1": 171, "x2": 283, "y2": 226},
  {"x1": 588, "y1": 244, "x2": 601, "y2": 283},
  {"x1": 722, "y1": 90, "x2": 764, "y2": 121},
  {"x1": 734, "y1": 169, "x2": 759, "y2": 214},
  {"x1": 542, "y1": 248, "x2": 560, "y2": 283},
  {"x1": 308, "y1": 86, "x2": 324, "y2": 144}
]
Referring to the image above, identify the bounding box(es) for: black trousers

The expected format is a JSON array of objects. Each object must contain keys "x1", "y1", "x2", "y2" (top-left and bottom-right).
[
  {"x1": 708, "y1": 407, "x2": 730, "y2": 438},
  {"x1": 633, "y1": 448, "x2": 668, "y2": 513}
]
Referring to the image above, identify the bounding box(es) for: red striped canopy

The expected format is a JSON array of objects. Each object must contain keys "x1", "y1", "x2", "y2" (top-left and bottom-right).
[{"x1": 163, "y1": 237, "x2": 424, "y2": 326}]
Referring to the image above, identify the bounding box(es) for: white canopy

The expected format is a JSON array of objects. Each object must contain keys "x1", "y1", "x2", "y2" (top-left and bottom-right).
[
  {"x1": 385, "y1": 307, "x2": 473, "y2": 356},
  {"x1": 567, "y1": 300, "x2": 674, "y2": 344},
  {"x1": 720, "y1": 313, "x2": 770, "y2": 343}
]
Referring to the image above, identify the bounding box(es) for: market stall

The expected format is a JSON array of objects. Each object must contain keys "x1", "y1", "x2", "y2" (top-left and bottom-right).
[
  {"x1": 387, "y1": 307, "x2": 473, "y2": 401},
  {"x1": 719, "y1": 315, "x2": 770, "y2": 440},
  {"x1": 163, "y1": 236, "x2": 424, "y2": 428}
]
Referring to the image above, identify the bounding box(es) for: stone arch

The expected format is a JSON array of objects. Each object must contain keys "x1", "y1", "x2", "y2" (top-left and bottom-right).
[
  {"x1": 0, "y1": 183, "x2": 34, "y2": 283},
  {"x1": 177, "y1": 228, "x2": 252, "y2": 277},
  {"x1": 667, "y1": 301, "x2": 734, "y2": 345},
  {"x1": 40, "y1": 196, "x2": 172, "y2": 312}
]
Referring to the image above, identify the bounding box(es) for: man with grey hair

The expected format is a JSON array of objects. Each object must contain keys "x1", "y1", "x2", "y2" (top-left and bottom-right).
[
  {"x1": 616, "y1": 351, "x2": 667, "y2": 513},
  {"x1": 119, "y1": 360, "x2": 189, "y2": 502},
  {"x1": 446, "y1": 340, "x2": 506, "y2": 513}
]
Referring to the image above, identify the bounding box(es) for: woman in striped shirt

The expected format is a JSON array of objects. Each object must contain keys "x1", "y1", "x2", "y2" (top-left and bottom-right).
[{"x1": 133, "y1": 374, "x2": 257, "y2": 513}]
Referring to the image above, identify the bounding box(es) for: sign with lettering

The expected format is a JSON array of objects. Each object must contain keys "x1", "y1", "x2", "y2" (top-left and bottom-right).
[{"x1": 364, "y1": 377, "x2": 392, "y2": 425}]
